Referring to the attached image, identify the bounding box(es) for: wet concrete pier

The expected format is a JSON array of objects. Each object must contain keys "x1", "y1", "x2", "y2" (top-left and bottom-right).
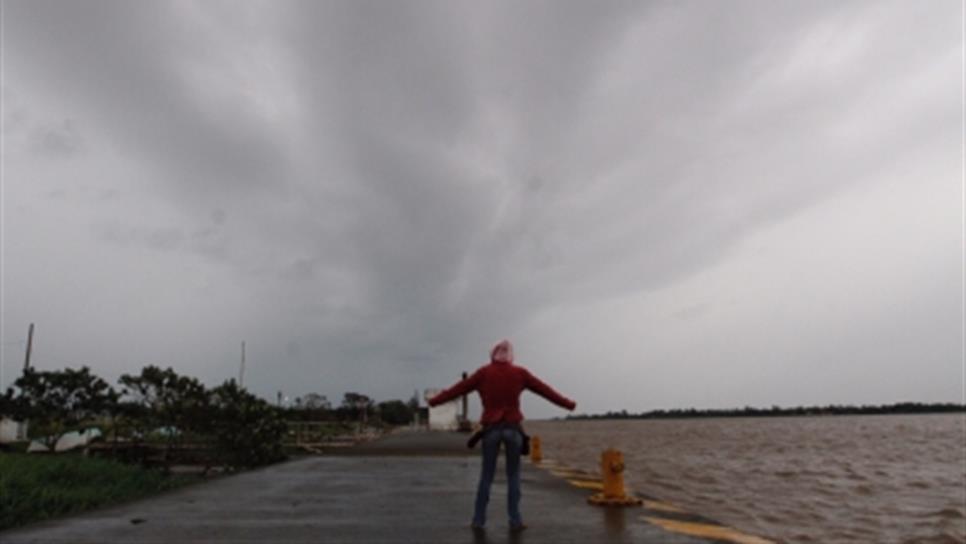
[{"x1": 2, "y1": 431, "x2": 757, "y2": 543}]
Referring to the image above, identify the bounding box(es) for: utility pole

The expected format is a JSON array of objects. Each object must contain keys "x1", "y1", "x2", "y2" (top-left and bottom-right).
[
  {"x1": 238, "y1": 341, "x2": 246, "y2": 387},
  {"x1": 412, "y1": 389, "x2": 421, "y2": 428},
  {"x1": 18, "y1": 323, "x2": 35, "y2": 440},
  {"x1": 461, "y1": 371, "x2": 468, "y2": 421},
  {"x1": 23, "y1": 323, "x2": 34, "y2": 371}
]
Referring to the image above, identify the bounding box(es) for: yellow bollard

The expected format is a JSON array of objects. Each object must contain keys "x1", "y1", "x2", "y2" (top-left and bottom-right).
[
  {"x1": 530, "y1": 436, "x2": 542, "y2": 463},
  {"x1": 588, "y1": 449, "x2": 642, "y2": 506}
]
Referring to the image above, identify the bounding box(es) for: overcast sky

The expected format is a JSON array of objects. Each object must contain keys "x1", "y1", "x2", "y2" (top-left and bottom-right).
[{"x1": 1, "y1": 0, "x2": 962, "y2": 418}]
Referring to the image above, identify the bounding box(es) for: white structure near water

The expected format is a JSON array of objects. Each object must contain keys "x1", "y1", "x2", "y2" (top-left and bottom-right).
[
  {"x1": 423, "y1": 389, "x2": 460, "y2": 431},
  {"x1": 0, "y1": 418, "x2": 28, "y2": 443},
  {"x1": 27, "y1": 427, "x2": 102, "y2": 452}
]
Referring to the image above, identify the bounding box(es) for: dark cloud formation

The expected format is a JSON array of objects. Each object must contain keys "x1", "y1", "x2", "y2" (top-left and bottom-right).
[{"x1": 2, "y1": 1, "x2": 961, "y2": 415}]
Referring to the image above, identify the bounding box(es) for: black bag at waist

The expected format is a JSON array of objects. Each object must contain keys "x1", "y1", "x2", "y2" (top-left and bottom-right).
[{"x1": 466, "y1": 422, "x2": 530, "y2": 455}]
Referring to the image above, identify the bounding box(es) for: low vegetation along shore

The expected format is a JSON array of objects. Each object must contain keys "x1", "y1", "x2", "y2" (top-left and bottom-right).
[
  {"x1": 0, "y1": 364, "x2": 416, "y2": 531},
  {"x1": 566, "y1": 402, "x2": 965, "y2": 420},
  {"x1": 0, "y1": 453, "x2": 196, "y2": 530}
]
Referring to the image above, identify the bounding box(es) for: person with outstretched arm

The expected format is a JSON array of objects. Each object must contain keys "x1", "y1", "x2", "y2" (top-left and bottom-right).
[{"x1": 428, "y1": 339, "x2": 577, "y2": 532}]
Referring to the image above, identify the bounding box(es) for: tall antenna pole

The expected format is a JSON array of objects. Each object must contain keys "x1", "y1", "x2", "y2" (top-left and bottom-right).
[
  {"x1": 238, "y1": 341, "x2": 246, "y2": 387},
  {"x1": 23, "y1": 323, "x2": 34, "y2": 371},
  {"x1": 461, "y1": 371, "x2": 468, "y2": 421},
  {"x1": 18, "y1": 323, "x2": 35, "y2": 440}
]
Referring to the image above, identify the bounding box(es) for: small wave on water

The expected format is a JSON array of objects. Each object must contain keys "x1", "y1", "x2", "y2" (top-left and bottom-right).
[
  {"x1": 852, "y1": 483, "x2": 875, "y2": 496},
  {"x1": 927, "y1": 508, "x2": 965, "y2": 520},
  {"x1": 900, "y1": 533, "x2": 965, "y2": 544},
  {"x1": 528, "y1": 414, "x2": 966, "y2": 544}
]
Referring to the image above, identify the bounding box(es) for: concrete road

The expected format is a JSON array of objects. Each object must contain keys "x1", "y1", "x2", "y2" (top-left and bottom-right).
[{"x1": 2, "y1": 433, "x2": 714, "y2": 543}]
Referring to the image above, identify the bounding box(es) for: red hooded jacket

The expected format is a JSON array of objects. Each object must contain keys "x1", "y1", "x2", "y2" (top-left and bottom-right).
[{"x1": 428, "y1": 340, "x2": 576, "y2": 425}]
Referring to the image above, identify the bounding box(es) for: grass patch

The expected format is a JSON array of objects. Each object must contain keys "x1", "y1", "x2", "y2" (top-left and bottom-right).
[
  {"x1": 0, "y1": 453, "x2": 196, "y2": 530},
  {"x1": 283, "y1": 421, "x2": 359, "y2": 444}
]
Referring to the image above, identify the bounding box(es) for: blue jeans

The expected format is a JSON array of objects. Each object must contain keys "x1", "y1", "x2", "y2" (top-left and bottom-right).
[{"x1": 473, "y1": 425, "x2": 523, "y2": 527}]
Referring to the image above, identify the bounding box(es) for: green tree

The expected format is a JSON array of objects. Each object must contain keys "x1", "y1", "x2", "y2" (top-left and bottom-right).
[
  {"x1": 377, "y1": 400, "x2": 413, "y2": 426},
  {"x1": 0, "y1": 388, "x2": 14, "y2": 419},
  {"x1": 208, "y1": 380, "x2": 286, "y2": 468},
  {"x1": 339, "y1": 392, "x2": 373, "y2": 423},
  {"x1": 118, "y1": 366, "x2": 210, "y2": 463},
  {"x1": 302, "y1": 393, "x2": 330, "y2": 411},
  {"x1": 8, "y1": 366, "x2": 114, "y2": 450}
]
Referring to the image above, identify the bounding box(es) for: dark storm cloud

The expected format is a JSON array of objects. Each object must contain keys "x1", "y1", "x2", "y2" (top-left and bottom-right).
[
  {"x1": 270, "y1": 1, "x2": 682, "y2": 372},
  {"x1": 30, "y1": 119, "x2": 83, "y2": 157},
  {"x1": 4, "y1": 0, "x2": 293, "y2": 203},
  {"x1": 95, "y1": 223, "x2": 186, "y2": 252},
  {"x1": 2, "y1": 0, "x2": 961, "y2": 410}
]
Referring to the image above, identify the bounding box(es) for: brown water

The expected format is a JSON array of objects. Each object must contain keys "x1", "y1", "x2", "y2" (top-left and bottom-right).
[{"x1": 526, "y1": 414, "x2": 965, "y2": 544}]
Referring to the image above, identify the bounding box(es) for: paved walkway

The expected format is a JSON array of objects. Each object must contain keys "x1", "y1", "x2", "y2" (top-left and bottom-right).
[{"x1": 2, "y1": 431, "x2": 750, "y2": 543}]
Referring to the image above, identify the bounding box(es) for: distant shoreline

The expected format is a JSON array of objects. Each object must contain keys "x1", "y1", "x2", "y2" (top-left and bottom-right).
[{"x1": 562, "y1": 402, "x2": 966, "y2": 421}]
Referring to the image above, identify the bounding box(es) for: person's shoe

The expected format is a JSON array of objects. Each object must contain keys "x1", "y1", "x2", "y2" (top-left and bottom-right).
[
  {"x1": 470, "y1": 523, "x2": 485, "y2": 532},
  {"x1": 509, "y1": 523, "x2": 528, "y2": 533}
]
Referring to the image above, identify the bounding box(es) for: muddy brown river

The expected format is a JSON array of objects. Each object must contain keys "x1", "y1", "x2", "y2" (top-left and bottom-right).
[{"x1": 525, "y1": 414, "x2": 965, "y2": 543}]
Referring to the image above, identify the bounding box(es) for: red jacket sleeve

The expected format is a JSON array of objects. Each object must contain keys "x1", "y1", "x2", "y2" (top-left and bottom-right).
[
  {"x1": 524, "y1": 370, "x2": 576, "y2": 411},
  {"x1": 428, "y1": 369, "x2": 482, "y2": 407}
]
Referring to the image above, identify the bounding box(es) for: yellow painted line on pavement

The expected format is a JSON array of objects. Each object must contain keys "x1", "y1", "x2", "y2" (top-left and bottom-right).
[
  {"x1": 538, "y1": 461, "x2": 575, "y2": 471},
  {"x1": 642, "y1": 517, "x2": 776, "y2": 544},
  {"x1": 548, "y1": 468, "x2": 581, "y2": 476},
  {"x1": 566, "y1": 479, "x2": 603, "y2": 491},
  {"x1": 538, "y1": 461, "x2": 604, "y2": 490},
  {"x1": 642, "y1": 500, "x2": 687, "y2": 514},
  {"x1": 538, "y1": 459, "x2": 570, "y2": 467},
  {"x1": 537, "y1": 455, "x2": 774, "y2": 544}
]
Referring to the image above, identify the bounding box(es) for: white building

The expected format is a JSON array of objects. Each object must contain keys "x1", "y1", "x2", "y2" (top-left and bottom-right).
[
  {"x1": 0, "y1": 418, "x2": 28, "y2": 443},
  {"x1": 423, "y1": 389, "x2": 460, "y2": 431}
]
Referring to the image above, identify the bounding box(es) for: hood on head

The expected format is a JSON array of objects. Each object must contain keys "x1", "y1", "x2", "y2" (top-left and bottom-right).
[{"x1": 490, "y1": 340, "x2": 514, "y2": 364}]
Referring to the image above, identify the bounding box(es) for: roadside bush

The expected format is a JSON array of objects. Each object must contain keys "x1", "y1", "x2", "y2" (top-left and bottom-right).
[
  {"x1": 209, "y1": 380, "x2": 286, "y2": 469},
  {"x1": 6, "y1": 367, "x2": 113, "y2": 450},
  {"x1": 118, "y1": 366, "x2": 210, "y2": 439},
  {"x1": 377, "y1": 399, "x2": 414, "y2": 426},
  {"x1": 7, "y1": 364, "x2": 292, "y2": 471},
  {"x1": 0, "y1": 453, "x2": 192, "y2": 530}
]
